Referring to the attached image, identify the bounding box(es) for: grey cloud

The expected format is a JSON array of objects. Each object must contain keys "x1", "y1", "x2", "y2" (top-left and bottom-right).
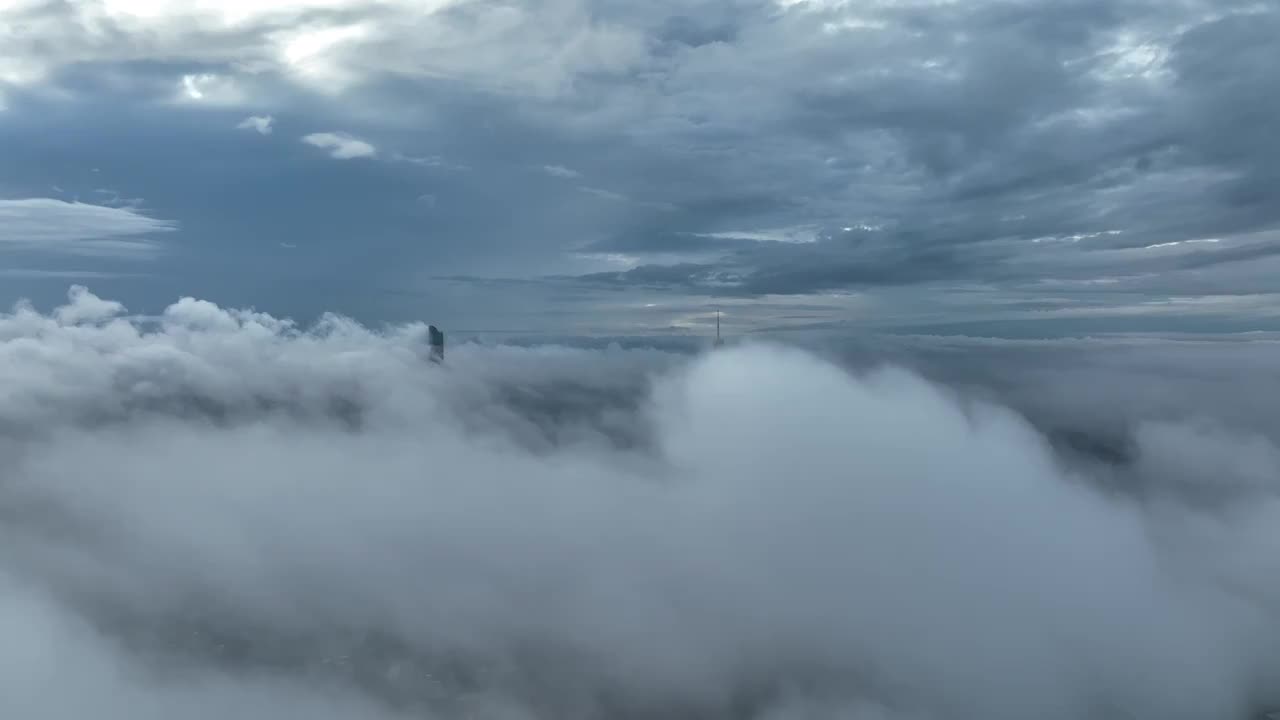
[
  {"x1": 573, "y1": 226, "x2": 988, "y2": 295},
  {"x1": 549, "y1": 0, "x2": 1280, "y2": 302},
  {"x1": 1, "y1": 0, "x2": 1278, "y2": 331},
  {"x1": 573, "y1": 263, "x2": 738, "y2": 292},
  {"x1": 809, "y1": 332, "x2": 1280, "y2": 519}
]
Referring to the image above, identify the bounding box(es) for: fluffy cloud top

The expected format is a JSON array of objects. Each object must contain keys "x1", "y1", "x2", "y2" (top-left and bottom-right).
[{"x1": 4, "y1": 286, "x2": 1280, "y2": 718}]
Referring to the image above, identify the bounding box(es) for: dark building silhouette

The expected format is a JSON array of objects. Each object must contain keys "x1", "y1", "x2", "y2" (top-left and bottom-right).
[{"x1": 428, "y1": 325, "x2": 444, "y2": 363}]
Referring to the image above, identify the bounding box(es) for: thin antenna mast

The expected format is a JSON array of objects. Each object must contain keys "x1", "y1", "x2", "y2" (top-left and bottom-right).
[{"x1": 713, "y1": 310, "x2": 724, "y2": 347}]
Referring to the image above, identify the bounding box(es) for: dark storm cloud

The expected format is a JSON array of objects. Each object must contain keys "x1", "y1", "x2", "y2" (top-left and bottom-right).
[{"x1": 549, "y1": 0, "x2": 1280, "y2": 304}]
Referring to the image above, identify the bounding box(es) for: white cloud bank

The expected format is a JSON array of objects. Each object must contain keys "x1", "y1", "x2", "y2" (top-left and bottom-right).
[
  {"x1": 3, "y1": 287, "x2": 1280, "y2": 719},
  {"x1": 301, "y1": 131, "x2": 376, "y2": 159},
  {"x1": 0, "y1": 198, "x2": 176, "y2": 257}
]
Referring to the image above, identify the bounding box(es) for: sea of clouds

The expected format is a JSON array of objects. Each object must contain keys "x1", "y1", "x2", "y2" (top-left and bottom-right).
[{"x1": 4, "y1": 287, "x2": 1280, "y2": 719}]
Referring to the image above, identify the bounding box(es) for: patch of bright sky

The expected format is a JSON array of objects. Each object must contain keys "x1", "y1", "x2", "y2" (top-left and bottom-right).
[{"x1": 276, "y1": 22, "x2": 375, "y2": 91}]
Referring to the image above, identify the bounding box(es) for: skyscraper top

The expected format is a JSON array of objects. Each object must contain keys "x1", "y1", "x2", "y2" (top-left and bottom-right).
[{"x1": 428, "y1": 325, "x2": 445, "y2": 363}]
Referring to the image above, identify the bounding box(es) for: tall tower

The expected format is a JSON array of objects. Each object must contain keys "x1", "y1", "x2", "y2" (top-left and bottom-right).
[
  {"x1": 713, "y1": 311, "x2": 724, "y2": 348},
  {"x1": 428, "y1": 325, "x2": 445, "y2": 363}
]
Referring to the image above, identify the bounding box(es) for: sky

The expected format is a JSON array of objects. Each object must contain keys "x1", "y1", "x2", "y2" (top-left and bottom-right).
[{"x1": 2, "y1": 0, "x2": 1278, "y2": 337}]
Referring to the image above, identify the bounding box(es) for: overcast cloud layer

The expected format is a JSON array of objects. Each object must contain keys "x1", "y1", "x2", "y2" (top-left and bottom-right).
[
  {"x1": 3, "y1": 287, "x2": 1280, "y2": 719},
  {"x1": 0, "y1": 0, "x2": 1277, "y2": 331}
]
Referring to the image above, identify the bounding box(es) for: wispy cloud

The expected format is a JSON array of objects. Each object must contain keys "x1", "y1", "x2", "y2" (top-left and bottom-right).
[
  {"x1": 578, "y1": 186, "x2": 627, "y2": 202},
  {"x1": 543, "y1": 164, "x2": 581, "y2": 179},
  {"x1": 0, "y1": 268, "x2": 145, "y2": 279},
  {"x1": 696, "y1": 225, "x2": 823, "y2": 244},
  {"x1": 301, "y1": 132, "x2": 376, "y2": 159},
  {"x1": 391, "y1": 153, "x2": 469, "y2": 171},
  {"x1": 174, "y1": 73, "x2": 244, "y2": 105},
  {"x1": 0, "y1": 198, "x2": 176, "y2": 258},
  {"x1": 91, "y1": 188, "x2": 144, "y2": 210},
  {"x1": 236, "y1": 115, "x2": 274, "y2": 135},
  {"x1": 578, "y1": 186, "x2": 676, "y2": 211}
]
